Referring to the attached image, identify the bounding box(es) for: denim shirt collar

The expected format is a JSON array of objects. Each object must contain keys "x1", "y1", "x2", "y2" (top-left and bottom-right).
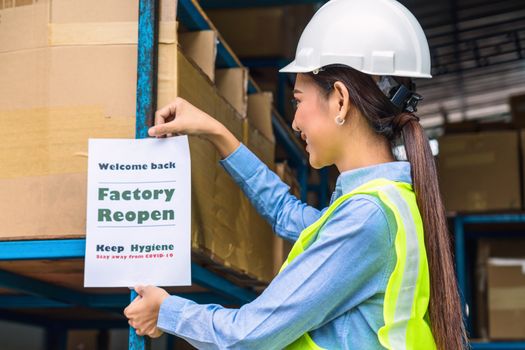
[{"x1": 330, "y1": 161, "x2": 412, "y2": 204}]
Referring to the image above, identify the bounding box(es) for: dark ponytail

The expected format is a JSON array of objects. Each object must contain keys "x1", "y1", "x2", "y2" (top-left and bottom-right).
[
  {"x1": 308, "y1": 66, "x2": 468, "y2": 350},
  {"x1": 397, "y1": 113, "x2": 468, "y2": 350}
]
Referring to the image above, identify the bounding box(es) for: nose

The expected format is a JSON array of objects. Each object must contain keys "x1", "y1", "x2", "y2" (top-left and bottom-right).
[{"x1": 292, "y1": 119, "x2": 300, "y2": 133}]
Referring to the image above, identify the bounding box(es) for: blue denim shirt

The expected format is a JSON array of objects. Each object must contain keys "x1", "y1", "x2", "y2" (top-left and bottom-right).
[{"x1": 158, "y1": 144, "x2": 413, "y2": 349}]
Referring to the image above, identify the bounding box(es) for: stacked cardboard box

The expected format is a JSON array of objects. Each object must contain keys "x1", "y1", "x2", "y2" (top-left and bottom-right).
[
  {"x1": 437, "y1": 131, "x2": 521, "y2": 212},
  {"x1": 438, "y1": 93, "x2": 525, "y2": 213},
  {"x1": 476, "y1": 239, "x2": 525, "y2": 340},
  {"x1": 0, "y1": 0, "x2": 277, "y2": 282}
]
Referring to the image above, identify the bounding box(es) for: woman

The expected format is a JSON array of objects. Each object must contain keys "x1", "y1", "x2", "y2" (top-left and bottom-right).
[{"x1": 124, "y1": 0, "x2": 468, "y2": 349}]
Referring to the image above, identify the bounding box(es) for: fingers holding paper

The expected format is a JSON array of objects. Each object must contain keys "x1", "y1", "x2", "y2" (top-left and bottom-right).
[
  {"x1": 149, "y1": 97, "x2": 222, "y2": 138},
  {"x1": 149, "y1": 97, "x2": 241, "y2": 158}
]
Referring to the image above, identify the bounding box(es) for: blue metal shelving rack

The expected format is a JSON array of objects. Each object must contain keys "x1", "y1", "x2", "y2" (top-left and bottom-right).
[
  {"x1": 454, "y1": 214, "x2": 525, "y2": 350},
  {"x1": 0, "y1": 0, "x2": 310, "y2": 349}
]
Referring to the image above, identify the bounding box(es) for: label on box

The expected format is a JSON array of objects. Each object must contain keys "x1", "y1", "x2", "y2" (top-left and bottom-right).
[{"x1": 84, "y1": 137, "x2": 191, "y2": 287}]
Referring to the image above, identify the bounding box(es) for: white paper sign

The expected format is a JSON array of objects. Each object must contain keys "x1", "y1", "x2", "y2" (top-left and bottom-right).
[{"x1": 84, "y1": 137, "x2": 191, "y2": 287}]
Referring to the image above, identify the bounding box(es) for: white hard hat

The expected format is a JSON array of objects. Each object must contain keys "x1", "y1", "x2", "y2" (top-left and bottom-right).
[{"x1": 279, "y1": 0, "x2": 432, "y2": 78}]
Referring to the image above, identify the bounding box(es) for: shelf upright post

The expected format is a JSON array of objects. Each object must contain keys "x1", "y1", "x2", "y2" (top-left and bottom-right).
[
  {"x1": 454, "y1": 215, "x2": 472, "y2": 334},
  {"x1": 132, "y1": 0, "x2": 159, "y2": 348}
]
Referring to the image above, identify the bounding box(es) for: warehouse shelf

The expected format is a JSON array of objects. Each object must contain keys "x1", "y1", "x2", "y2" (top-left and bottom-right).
[
  {"x1": 453, "y1": 213, "x2": 525, "y2": 350},
  {"x1": 0, "y1": 1, "x2": 276, "y2": 349}
]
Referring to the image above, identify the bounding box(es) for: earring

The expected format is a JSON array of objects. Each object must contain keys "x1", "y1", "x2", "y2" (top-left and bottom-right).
[{"x1": 335, "y1": 115, "x2": 345, "y2": 126}]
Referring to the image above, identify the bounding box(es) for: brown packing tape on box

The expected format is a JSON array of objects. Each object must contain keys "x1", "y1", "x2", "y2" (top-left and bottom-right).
[
  {"x1": 0, "y1": 0, "x2": 141, "y2": 53},
  {"x1": 0, "y1": 107, "x2": 134, "y2": 179},
  {"x1": 49, "y1": 22, "x2": 177, "y2": 46}
]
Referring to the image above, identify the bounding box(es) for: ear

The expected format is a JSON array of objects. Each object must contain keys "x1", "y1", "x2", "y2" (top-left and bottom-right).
[{"x1": 331, "y1": 81, "x2": 350, "y2": 122}]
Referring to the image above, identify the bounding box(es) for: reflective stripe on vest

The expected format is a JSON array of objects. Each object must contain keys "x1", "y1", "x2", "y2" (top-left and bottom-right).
[{"x1": 281, "y1": 178, "x2": 436, "y2": 350}]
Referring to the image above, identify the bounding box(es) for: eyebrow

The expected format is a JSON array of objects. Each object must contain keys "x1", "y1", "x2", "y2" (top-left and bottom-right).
[{"x1": 293, "y1": 89, "x2": 303, "y2": 94}]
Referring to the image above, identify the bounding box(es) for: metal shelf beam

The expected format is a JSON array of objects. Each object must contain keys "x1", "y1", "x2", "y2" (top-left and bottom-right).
[
  {"x1": 0, "y1": 292, "x2": 236, "y2": 309},
  {"x1": 0, "y1": 239, "x2": 257, "y2": 305},
  {"x1": 471, "y1": 342, "x2": 525, "y2": 350}
]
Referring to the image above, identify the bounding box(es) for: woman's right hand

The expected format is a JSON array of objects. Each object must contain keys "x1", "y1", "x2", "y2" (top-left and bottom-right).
[
  {"x1": 148, "y1": 97, "x2": 221, "y2": 139},
  {"x1": 149, "y1": 97, "x2": 241, "y2": 158}
]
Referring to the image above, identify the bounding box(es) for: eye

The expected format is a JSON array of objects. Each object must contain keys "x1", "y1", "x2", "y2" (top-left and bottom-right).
[{"x1": 290, "y1": 98, "x2": 300, "y2": 109}]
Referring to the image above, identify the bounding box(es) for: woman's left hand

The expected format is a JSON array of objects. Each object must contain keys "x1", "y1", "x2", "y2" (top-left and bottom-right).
[{"x1": 124, "y1": 285, "x2": 170, "y2": 338}]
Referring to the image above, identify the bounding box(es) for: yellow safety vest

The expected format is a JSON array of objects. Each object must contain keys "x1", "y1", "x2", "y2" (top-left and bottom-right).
[{"x1": 280, "y1": 178, "x2": 436, "y2": 350}]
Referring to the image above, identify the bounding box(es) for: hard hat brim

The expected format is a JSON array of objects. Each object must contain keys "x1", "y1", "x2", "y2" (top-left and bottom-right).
[
  {"x1": 279, "y1": 60, "x2": 316, "y2": 74},
  {"x1": 279, "y1": 60, "x2": 433, "y2": 78}
]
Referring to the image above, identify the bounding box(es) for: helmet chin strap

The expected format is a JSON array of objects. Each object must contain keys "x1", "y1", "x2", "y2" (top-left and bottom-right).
[{"x1": 377, "y1": 76, "x2": 423, "y2": 113}]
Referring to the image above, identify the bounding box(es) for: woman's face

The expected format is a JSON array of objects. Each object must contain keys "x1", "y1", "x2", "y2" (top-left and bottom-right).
[{"x1": 292, "y1": 73, "x2": 344, "y2": 169}]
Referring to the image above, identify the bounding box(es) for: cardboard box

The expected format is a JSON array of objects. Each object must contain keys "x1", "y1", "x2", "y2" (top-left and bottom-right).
[
  {"x1": 215, "y1": 67, "x2": 248, "y2": 118},
  {"x1": 207, "y1": 5, "x2": 315, "y2": 59},
  {"x1": 437, "y1": 131, "x2": 521, "y2": 212},
  {"x1": 487, "y1": 257, "x2": 525, "y2": 339},
  {"x1": 476, "y1": 239, "x2": 525, "y2": 340},
  {"x1": 179, "y1": 30, "x2": 217, "y2": 82},
  {"x1": 0, "y1": 0, "x2": 176, "y2": 239},
  {"x1": 248, "y1": 92, "x2": 275, "y2": 143}
]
